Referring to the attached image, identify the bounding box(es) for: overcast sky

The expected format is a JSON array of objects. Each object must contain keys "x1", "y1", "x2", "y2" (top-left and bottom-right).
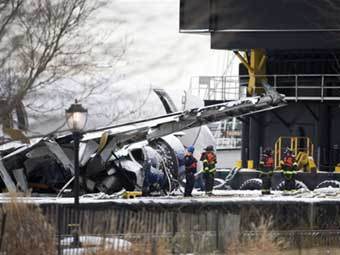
[{"x1": 96, "y1": 0, "x2": 237, "y2": 91}]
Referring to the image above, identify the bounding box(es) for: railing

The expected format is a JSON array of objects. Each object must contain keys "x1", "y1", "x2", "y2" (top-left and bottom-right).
[
  {"x1": 189, "y1": 74, "x2": 340, "y2": 102},
  {"x1": 189, "y1": 76, "x2": 246, "y2": 101},
  {"x1": 274, "y1": 136, "x2": 314, "y2": 169},
  {"x1": 208, "y1": 120, "x2": 242, "y2": 150},
  {"x1": 216, "y1": 137, "x2": 241, "y2": 150}
]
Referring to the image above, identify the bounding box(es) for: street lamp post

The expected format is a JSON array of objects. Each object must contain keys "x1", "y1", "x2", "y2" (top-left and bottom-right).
[
  {"x1": 65, "y1": 100, "x2": 88, "y2": 204},
  {"x1": 65, "y1": 100, "x2": 87, "y2": 247}
]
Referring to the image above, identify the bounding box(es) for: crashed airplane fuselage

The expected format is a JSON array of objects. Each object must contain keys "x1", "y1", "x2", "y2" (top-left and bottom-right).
[{"x1": 0, "y1": 84, "x2": 286, "y2": 196}]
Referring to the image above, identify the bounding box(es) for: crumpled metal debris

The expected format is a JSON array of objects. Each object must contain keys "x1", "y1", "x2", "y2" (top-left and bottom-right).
[{"x1": 0, "y1": 87, "x2": 286, "y2": 196}]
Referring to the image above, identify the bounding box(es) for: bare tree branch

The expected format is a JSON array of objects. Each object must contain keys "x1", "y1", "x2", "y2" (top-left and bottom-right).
[{"x1": 0, "y1": 0, "x2": 127, "y2": 134}]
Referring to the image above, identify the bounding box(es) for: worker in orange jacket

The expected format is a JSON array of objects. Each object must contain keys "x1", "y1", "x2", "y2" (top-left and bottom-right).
[
  {"x1": 281, "y1": 148, "x2": 298, "y2": 190},
  {"x1": 200, "y1": 145, "x2": 217, "y2": 196},
  {"x1": 259, "y1": 148, "x2": 274, "y2": 194}
]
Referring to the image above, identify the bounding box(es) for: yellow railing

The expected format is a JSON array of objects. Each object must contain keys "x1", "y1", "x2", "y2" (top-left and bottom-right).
[{"x1": 274, "y1": 136, "x2": 314, "y2": 169}]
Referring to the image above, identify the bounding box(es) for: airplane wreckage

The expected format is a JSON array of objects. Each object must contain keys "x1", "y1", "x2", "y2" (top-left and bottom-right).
[{"x1": 0, "y1": 84, "x2": 286, "y2": 196}]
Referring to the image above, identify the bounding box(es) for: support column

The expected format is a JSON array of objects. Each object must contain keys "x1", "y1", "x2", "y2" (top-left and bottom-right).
[
  {"x1": 249, "y1": 115, "x2": 261, "y2": 169},
  {"x1": 241, "y1": 117, "x2": 249, "y2": 168},
  {"x1": 318, "y1": 104, "x2": 330, "y2": 171}
]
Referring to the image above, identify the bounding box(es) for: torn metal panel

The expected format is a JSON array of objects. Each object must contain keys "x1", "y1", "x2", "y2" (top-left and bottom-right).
[
  {"x1": 2, "y1": 138, "x2": 43, "y2": 160},
  {"x1": 24, "y1": 155, "x2": 72, "y2": 191},
  {"x1": 0, "y1": 141, "x2": 25, "y2": 156},
  {"x1": 45, "y1": 141, "x2": 74, "y2": 175},
  {"x1": 153, "y1": 88, "x2": 178, "y2": 113},
  {"x1": 0, "y1": 136, "x2": 43, "y2": 152},
  {"x1": 118, "y1": 159, "x2": 143, "y2": 188},
  {"x1": 85, "y1": 178, "x2": 96, "y2": 192},
  {"x1": 13, "y1": 168, "x2": 28, "y2": 192},
  {"x1": 85, "y1": 155, "x2": 105, "y2": 177},
  {"x1": 26, "y1": 145, "x2": 56, "y2": 159},
  {"x1": 0, "y1": 159, "x2": 16, "y2": 192},
  {"x1": 79, "y1": 176, "x2": 96, "y2": 192},
  {"x1": 98, "y1": 175, "x2": 123, "y2": 194},
  {"x1": 24, "y1": 156, "x2": 49, "y2": 175},
  {"x1": 79, "y1": 140, "x2": 98, "y2": 166},
  {"x1": 100, "y1": 138, "x2": 117, "y2": 163}
]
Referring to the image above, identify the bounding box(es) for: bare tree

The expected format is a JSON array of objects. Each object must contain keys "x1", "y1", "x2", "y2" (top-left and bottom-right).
[{"x1": 0, "y1": 0, "x2": 125, "y2": 137}]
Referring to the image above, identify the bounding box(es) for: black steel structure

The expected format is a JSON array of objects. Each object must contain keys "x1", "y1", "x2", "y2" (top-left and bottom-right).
[
  {"x1": 180, "y1": 0, "x2": 340, "y2": 170},
  {"x1": 180, "y1": 0, "x2": 340, "y2": 49}
]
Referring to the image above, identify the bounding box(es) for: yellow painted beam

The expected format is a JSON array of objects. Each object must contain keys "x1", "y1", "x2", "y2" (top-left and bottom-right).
[
  {"x1": 233, "y1": 49, "x2": 267, "y2": 96},
  {"x1": 248, "y1": 49, "x2": 267, "y2": 95},
  {"x1": 258, "y1": 55, "x2": 267, "y2": 72},
  {"x1": 233, "y1": 51, "x2": 253, "y2": 72}
]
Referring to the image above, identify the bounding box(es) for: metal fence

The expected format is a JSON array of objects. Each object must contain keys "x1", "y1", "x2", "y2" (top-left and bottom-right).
[
  {"x1": 57, "y1": 230, "x2": 340, "y2": 254},
  {"x1": 3, "y1": 200, "x2": 340, "y2": 254}
]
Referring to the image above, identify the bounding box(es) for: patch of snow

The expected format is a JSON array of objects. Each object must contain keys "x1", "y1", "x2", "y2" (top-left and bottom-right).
[
  {"x1": 4, "y1": 188, "x2": 340, "y2": 205},
  {"x1": 62, "y1": 247, "x2": 91, "y2": 255},
  {"x1": 61, "y1": 235, "x2": 131, "y2": 248}
]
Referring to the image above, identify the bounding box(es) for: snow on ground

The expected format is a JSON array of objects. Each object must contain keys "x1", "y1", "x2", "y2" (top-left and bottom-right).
[
  {"x1": 3, "y1": 188, "x2": 340, "y2": 205},
  {"x1": 61, "y1": 236, "x2": 131, "y2": 253}
]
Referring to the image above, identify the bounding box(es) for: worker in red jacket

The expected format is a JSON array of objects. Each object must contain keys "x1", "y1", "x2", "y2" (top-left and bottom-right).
[
  {"x1": 281, "y1": 148, "x2": 298, "y2": 190},
  {"x1": 259, "y1": 148, "x2": 274, "y2": 194},
  {"x1": 200, "y1": 145, "x2": 217, "y2": 196},
  {"x1": 184, "y1": 145, "x2": 197, "y2": 197}
]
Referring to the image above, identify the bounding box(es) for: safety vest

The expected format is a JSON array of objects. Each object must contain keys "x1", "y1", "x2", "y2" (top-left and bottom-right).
[
  {"x1": 283, "y1": 155, "x2": 295, "y2": 167},
  {"x1": 202, "y1": 152, "x2": 216, "y2": 173},
  {"x1": 263, "y1": 155, "x2": 274, "y2": 168}
]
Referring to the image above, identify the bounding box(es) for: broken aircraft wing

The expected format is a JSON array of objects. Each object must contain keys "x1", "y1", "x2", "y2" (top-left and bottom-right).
[
  {"x1": 0, "y1": 86, "x2": 285, "y2": 194},
  {"x1": 61, "y1": 86, "x2": 286, "y2": 146}
]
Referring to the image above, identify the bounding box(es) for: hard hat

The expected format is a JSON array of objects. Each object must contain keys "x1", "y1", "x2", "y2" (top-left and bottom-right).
[
  {"x1": 264, "y1": 148, "x2": 272, "y2": 155},
  {"x1": 187, "y1": 145, "x2": 195, "y2": 153},
  {"x1": 205, "y1": 145, "x2": 214, "y2": 151}
]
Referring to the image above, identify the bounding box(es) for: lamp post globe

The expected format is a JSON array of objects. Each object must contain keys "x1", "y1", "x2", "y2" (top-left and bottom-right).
[{"x1": 65, "y1": 100, "x2": 88, "y2": 131}]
